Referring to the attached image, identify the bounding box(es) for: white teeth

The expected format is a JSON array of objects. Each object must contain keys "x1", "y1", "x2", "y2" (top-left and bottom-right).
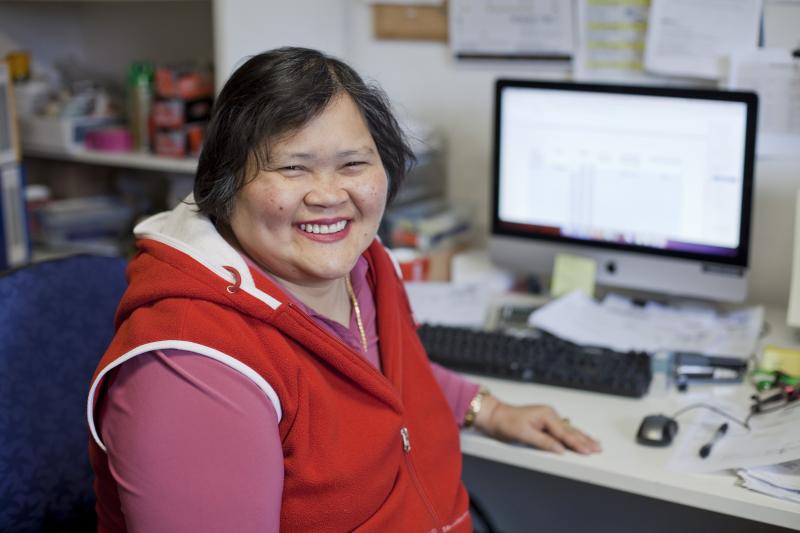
[{"x1": 299, "y1": 221, "x2": 348, "y2": 234}]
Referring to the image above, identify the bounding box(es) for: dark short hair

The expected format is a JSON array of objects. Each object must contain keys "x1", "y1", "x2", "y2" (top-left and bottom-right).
[{"x1": 194, "y1": 47, "x2": 415, "y2": 224}]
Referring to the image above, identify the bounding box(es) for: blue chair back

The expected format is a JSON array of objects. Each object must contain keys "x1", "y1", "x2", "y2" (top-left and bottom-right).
[{"x1": 0, "y1": 254, "x2": 127, "y2": 533}]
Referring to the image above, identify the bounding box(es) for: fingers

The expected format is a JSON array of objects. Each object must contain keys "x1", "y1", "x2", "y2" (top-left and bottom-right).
[
  {"x1": 522, "y1": 426, "x2": 566, "y2": 454},
  {"x1": 508, "y1": 416, "x2": 565, "y2": 454},
  {"x1": 480, "y1": 402, "x2": 602, "y2": 455},
  {"x1": 553, "y1": 424, "x2": 601, "y2": 454},
  {"x1": 488, "y1": 404, "x2": 563, "y2": 454},
  {"x1": 544, "y1": 416, "x2": 602, "y2": 455}
]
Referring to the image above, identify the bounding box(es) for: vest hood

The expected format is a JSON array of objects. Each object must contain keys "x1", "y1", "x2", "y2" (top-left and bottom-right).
[{"x1": 117, "y1": 194, "x2": 284, "y2": 328}]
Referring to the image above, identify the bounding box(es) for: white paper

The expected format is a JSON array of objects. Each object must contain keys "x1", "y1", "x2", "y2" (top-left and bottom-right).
[
  {"x1": 788, "y1": 191, "x2": 800, "y2": 327},
  {"x1": 449, "y1": 0, "x2": 574, "y2": 58},
  {"x1": 573, "y1": 0, "x2": 660, "y2": 83},
  {"x1": 727, "y1": 49, "x2": 800, "y2": 158},
  {"x1": 644, "y1": 0, "x2": 762, "y2": 80},
  {"x1": 669, "y1": 402, "x2": 800, "y2": 473},
  {"x1": 741, "y1": 460, "x2": 800, "y2": 490},
  {"x1": 738, "y1": 472, "x2": 800, "y2": 503},
  {"x1": 404, "y1": 281, "x2": 492, "y2": 328},
  {"x1": 529, "y1": 290, "x2": 763, "y2": 357},
  {"x1": 365, "y1": 0, "x2": 443, "y2": 4},
  {"x1": 763, "y1": 0, "x2": 800, "y2": 49},
  {"x1": 737, "y1": 460, "x2": 800, "y2": 503}
]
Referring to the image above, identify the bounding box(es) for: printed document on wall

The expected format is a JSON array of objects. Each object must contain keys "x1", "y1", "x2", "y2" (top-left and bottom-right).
[
  {"x1": 644, "y1": 0, "x2": 762, "y2": 80},
  {"x1": 573, "y1": 0, "x2": 658, "y2": 83},
  {"x1": 727, "y1": 49, "x2": 800, "y2": 157},
  {"x1": 449, "y1": 0, "x2": 574, "y2": 58}
]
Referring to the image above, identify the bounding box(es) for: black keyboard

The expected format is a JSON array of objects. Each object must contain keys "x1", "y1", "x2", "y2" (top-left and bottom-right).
[{"x1": 418, "y1": 324, "x2": 652, "y2": 398}]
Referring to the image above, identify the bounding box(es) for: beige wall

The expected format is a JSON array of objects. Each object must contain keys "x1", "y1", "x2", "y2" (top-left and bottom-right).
[{"x1": 215, "y1": 0, "x2": 800, "y2": 307}]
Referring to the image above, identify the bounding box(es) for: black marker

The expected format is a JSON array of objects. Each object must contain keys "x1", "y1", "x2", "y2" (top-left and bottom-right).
[{"x1": 699, "y1": 422, "x2": 728, "y2": 458}]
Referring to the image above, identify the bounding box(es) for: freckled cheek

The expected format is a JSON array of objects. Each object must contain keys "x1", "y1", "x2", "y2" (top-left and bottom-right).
[
  {"x1": 360, "y1": 186, "x2": 387, "y2": 216},
  {"x1": 262, "y1": 190, "x2": 297, "y2": 219},
  {"x1": 365, "y1": 176, "x2": 388, "y2": 210}
]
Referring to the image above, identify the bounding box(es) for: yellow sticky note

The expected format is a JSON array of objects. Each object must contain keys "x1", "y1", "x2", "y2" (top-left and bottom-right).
[
  {"x1": 761, "y1": 345, "x2": 800, "y2": 377},
  {"x1": 550, "y1": 254, "x2": 597, "y2": 298}
]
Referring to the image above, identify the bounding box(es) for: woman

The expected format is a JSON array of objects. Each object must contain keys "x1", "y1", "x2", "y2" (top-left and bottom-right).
[{"x1": 88, "y1": 47, "x2": 600, "y2": 533}]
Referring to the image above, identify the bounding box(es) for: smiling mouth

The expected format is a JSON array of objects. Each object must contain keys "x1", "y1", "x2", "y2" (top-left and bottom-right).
[{"x1": 298, "y1": 220, "x2": 349, "y2": 235}]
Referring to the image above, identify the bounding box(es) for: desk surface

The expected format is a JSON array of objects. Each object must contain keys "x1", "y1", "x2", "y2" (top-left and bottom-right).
[{"x1": 460, "y1": 305, "x2": 800, "y2": 531}]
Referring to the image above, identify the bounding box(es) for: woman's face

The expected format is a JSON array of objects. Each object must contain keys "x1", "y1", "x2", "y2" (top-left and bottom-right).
[{"x1": 229, "y1": 94, "x2": 388, "y2": 288}]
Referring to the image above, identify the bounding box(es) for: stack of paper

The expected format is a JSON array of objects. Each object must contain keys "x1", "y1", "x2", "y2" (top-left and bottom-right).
[
  {"x1": 737, "y1": 461, "x2": 800, "y2": 503},
  {"x1": 529, "y1": 290, "x2": 764, "y2": 358},
  {"x1": 667, "y1": 399, "x2": 800, "y2": 504},
  {"x1": 404, "y1": 281, "x2": 493, "y2": 328}
]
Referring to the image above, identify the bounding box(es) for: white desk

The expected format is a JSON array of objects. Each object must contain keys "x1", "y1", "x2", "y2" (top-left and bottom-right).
[{"x1": 459, "y1": 306, "x2": 800, "y2": 531}]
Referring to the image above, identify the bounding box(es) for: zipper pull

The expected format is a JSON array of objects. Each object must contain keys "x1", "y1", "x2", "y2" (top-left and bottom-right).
[{"x1": 400, "y1": 427, "x2": 411, "y2": 453}]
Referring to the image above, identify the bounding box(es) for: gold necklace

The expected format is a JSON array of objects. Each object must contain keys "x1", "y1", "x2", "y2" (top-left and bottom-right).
[{"x1": 344, "y1": 275, "x2": 368, "y2": 352}]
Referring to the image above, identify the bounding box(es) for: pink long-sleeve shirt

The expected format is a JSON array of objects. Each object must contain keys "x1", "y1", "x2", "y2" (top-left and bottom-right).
[{"x1": 97, "y1": 256, "x2": 479, "y2": 532}]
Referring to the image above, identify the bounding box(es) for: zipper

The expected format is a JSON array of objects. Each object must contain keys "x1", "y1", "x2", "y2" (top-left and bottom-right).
[
  {"x1": 283, "y1": 305, "x2": 444, "y2": 527},
  {"x1": 400, "y1": 426, "x2": 443, "y2": 532},
  {"x1": 400, "y1": 427, "x2": 411, "y2": 452}
]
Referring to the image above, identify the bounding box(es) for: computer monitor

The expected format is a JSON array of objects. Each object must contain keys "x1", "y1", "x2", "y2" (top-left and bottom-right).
[{"x1": 489, "y1": 80, "x2": 758, "y2": 303}]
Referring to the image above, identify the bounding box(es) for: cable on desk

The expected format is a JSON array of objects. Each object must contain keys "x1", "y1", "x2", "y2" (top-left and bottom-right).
[
  {"x1": 672, "y1": 389, "x2": 800, "y2": 431},
  {"x1": 669, "y1": 402, "x2": 751, "y2": 430}
]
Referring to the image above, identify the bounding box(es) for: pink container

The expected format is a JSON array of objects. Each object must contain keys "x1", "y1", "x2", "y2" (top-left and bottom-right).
[{"x1": 84, "y1": 127, "x2": 133, "y2": 152}]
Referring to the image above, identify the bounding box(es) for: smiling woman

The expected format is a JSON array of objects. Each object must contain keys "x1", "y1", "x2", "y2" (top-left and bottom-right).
[
  {"x1": 86, "y1": 47, "x2": 600, "y2": 533},
  {"x1": 226, "y1": 94, "x2": 389, "y2": 312}
]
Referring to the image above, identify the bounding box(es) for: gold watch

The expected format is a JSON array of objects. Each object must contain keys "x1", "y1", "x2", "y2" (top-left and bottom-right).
[{"x1": 464, "y1": 387, "x2": 490, "y2": 428}]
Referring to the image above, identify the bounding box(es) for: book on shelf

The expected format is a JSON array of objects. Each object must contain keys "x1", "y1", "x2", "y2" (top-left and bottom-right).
[
  {"x1": 0, "y1": 62, "x2": 21, "y2": 166},
  {"x1": 384, "y1": 200, "x2": 472, "y2": 251},
  {"x1": 0, "y1": 162, "x2": 30, "y2": 270}
]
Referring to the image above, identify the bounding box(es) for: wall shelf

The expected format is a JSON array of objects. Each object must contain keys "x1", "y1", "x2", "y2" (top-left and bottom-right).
[{"x1": 23, "y1": 145, "x2": 198, "y2": 174}]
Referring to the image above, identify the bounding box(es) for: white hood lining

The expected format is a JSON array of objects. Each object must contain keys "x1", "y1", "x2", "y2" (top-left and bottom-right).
[{"x1": 134, "y1": 194, "x2": 281, "y2": 310}]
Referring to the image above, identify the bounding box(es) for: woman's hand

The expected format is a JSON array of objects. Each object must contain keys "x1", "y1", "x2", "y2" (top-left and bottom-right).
[{"x1": 473, "y1": 395, "x2": 601, "y2": 455}]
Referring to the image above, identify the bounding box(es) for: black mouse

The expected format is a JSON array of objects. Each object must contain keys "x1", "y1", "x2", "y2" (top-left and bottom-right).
[{"x1": 636, "y1": 414, "x2": 678, "y2": 446}]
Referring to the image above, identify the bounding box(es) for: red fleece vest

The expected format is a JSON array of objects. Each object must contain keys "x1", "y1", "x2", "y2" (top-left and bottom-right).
[{"x1": 89, "y1": 239, "x2": 471, "y2": 533}]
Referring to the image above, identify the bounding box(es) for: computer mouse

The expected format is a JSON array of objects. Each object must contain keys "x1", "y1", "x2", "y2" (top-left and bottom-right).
[{"x1": 636, "y1": 414, "x2": 678, "y2": 447}]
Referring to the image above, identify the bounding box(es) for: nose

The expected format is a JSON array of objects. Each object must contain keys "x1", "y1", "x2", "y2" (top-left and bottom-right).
[{"x1": 304, "y1": 171, "x2": 349, "y2": 208}]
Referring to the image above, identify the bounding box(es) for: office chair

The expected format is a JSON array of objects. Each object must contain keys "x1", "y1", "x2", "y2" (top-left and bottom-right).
[{"x1": 0, "y1": 254, "x2": 128, "y2": 533}]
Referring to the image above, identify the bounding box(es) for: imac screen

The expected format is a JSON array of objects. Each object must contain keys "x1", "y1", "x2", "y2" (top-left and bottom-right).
[{"x1": 493, "y1": 81, "x2": 757, "y2": 268}]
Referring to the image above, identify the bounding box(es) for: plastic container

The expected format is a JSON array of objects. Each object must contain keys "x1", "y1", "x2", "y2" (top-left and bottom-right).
[
  {"x1": 649, "y1": 351, "x2": 675, "y2": 397},
  {"x1": 5, "y1": 50, "x2": 30, "y2": 82},
  {"x1": 24, "y1": 184, "x2": 51, "y2": 241},
  {"x1": 127, "y1": 62, "x2": 154, "y2": 151},
  {"x1": 84, "y1": 127, "x2": 133, "y2": 152}
]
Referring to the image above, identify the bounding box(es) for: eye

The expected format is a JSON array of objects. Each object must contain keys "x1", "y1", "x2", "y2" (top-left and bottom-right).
[
  {"x1": 341, "y1": 161, "x2": 368, "y2": 173},
  {"x1": 276, "y1": 165, "x2": 307, "y2": 176}
]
